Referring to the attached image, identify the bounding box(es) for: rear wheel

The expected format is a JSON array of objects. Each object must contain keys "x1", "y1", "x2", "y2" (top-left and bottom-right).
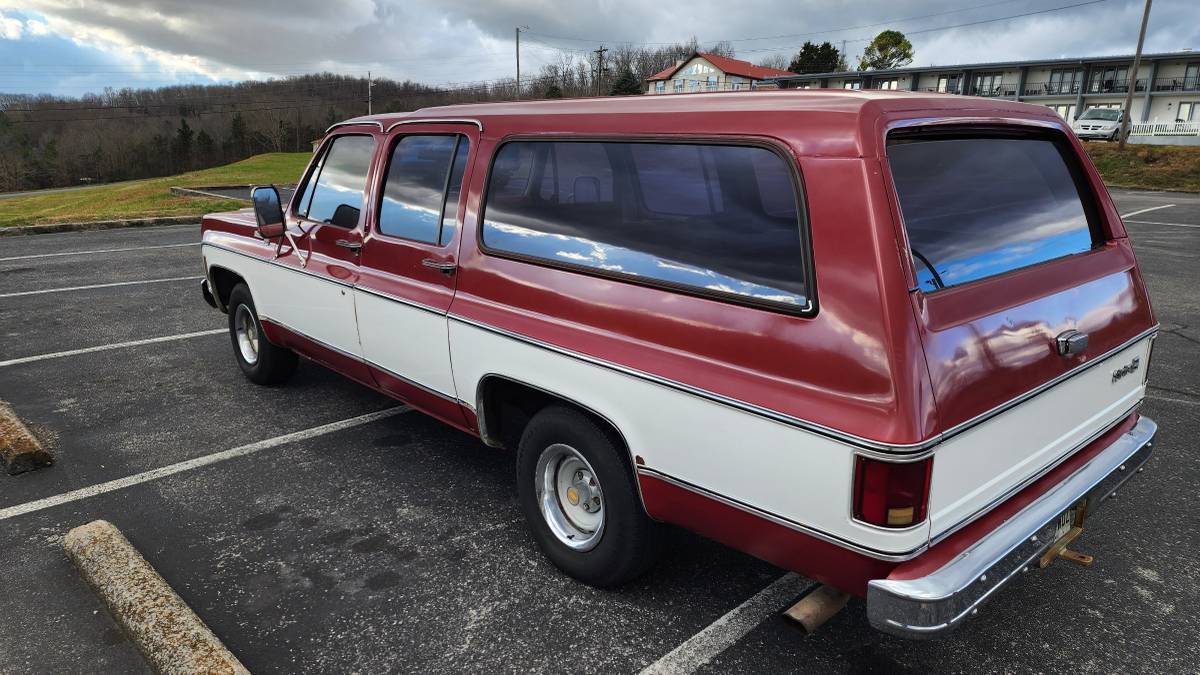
[
  {"x1": 227, "y1": 283, "x2": 297, "y2": 385},
  {"x1": 516, "y1": 405, "x2": 660, "y2": 587}
]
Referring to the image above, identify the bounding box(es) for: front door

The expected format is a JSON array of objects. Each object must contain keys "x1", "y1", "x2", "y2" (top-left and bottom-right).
[
  {"x1": 274, "y1": 130, "x2": 379, "y2": 379},
  {"x1": 354, "y1": 124, "x2": 477, "y2": 425}
]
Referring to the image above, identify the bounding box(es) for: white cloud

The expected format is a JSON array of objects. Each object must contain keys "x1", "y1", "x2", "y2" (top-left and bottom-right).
[
  {"x1": 25, "y1": 18, "x2": 50, "y2": 36},
  {"x1": 0, "y1": 11, "x2": 23, "y2": 39}
]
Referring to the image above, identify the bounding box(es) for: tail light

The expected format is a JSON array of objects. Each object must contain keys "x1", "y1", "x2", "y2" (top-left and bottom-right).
[{"x1": 853, "y1": 456, "x2": 933, "y2": 528}]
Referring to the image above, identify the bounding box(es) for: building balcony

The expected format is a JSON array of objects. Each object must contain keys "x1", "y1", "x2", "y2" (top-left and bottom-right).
[
  {"x1": 1151, "y1": 76, "x2": 1200, "y2": 92},
  {"x1": 1022, "y1": 82, "x2": 1082, "y2": 96},
  {"x1": 1082, "y1": 78, "x2": 1149, "y2": 94},
  {"x1": 973, "y1": 84, "x2": 1019, "y2": 98},
  {"x1": 923, "y1": 86, "x2": 963, "y2": 94}
]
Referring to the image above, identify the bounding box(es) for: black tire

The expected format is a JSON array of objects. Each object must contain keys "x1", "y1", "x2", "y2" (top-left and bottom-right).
[
  {"x1": 516, "y1": 404, "x2": 660, "y2": 587},
  {"x1": 227, "y1": 283, "x2": 297, "y2": 385}
]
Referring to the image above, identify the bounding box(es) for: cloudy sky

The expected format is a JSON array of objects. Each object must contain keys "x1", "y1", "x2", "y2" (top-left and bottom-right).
[{"x1": 0, "y1": 0, "x2": 1196, "y2": 96}]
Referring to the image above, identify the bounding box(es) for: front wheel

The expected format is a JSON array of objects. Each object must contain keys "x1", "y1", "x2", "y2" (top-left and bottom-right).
[
  {"x1": 227, "y1": 283, "x2": 298, "y2": 385},
  {"x1": 516, "y1": 405, "x2": 660, "y2": 587}
]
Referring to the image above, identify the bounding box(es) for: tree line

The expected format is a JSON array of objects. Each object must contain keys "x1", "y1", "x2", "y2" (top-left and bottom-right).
[{"x1": 0, "y1": 31, "x2": 912, "y2": 192}]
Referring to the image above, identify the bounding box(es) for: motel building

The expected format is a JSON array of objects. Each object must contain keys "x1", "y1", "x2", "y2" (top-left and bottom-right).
[
  {"x1": 645, "y1": 52, "x2": 793, "y2": 94},
  {"x1": 766, "y1": 50, "x2": 1200, "y2": 144}
]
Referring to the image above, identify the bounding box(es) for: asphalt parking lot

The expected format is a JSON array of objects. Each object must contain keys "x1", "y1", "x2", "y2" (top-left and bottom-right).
[{"x1": 1, "y1": 189, "x2": 1198, "y2": 673}]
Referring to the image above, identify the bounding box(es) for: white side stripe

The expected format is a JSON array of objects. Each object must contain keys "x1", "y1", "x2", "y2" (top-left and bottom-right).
[
  {"x1": 0, "y1": 329, "x2": 225, "y2": 367},
  {"x1": 0, "y1": 407, "x2": 411, "y2": 521},
  {"x1": 1125, "y1": 219, "x2": 1200, "y2": 229},
  {"x1": 637, "y1": 573, "x2": 811, "y2": 675},
  {"x1": 0, "y1": 242, "x2": 199, "y2": 263},
  {"x1": 1120, "y1": 204, "x2": 1175, "y2": 218},
  {"x1": 0, "y1": 275, "x2": 201, "y2": 298}
]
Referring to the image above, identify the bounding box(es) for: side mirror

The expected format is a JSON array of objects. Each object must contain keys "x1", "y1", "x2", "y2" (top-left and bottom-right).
[{"x1": 251, "y1": 186, "x2": 286, "y2": 239}]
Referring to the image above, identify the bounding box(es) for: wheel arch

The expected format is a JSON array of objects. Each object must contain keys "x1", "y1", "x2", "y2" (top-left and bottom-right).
[
  {"x1": 474, "y1": 373, "x2": 650, "y2": 511},
  {"x1": 207, "y1": 265, "x2": 247, "y2": 313}
]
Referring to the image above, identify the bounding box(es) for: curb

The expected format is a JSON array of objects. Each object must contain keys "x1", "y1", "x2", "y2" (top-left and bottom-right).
[
  {"x1": 0, "y1": 216, "x2": 200, "y2": 237},
  {"x1": 0, "y1": 401, "x2": 53, "y2": 475},
  {"x1": 64, "y1": 520, "x2": 249, "y2": 675}
]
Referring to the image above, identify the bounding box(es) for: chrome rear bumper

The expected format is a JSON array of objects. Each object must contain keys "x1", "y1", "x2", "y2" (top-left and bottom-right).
[{"x1": 866, "y1": 416, "x2": 1156, "y2": 638}]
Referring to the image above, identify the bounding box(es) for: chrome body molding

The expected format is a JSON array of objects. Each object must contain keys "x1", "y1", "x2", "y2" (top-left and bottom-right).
[
  {"x1": 202, "y1": 242, "x2": 355, "y2": 289},
  {"x1": 926, "y1": 400, "x2": 1141, "y2": 547},
  {"x1": 636, "y1": 466, "x2": 923, "y2": 563},
  {"x1": 449, "y1": 313, "x2": 1158, "y2": 457},
  {"x1": 205, "y1": 238, "x2": 1158, "y2": 458},
  {"x1": 866, "y1": 416, "x2": 1156, "y2": 639}
]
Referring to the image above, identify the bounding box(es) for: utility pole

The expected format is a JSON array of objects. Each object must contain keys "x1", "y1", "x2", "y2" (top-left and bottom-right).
[
  {"x1": 594, "y1": 45, "x2": 608, "y2": 96},
  {"x1": 367, "y1": 70, "x2": 374, "y2": 116},
  {"x1": 515, "y1": 25, "x2": 529, "y2": 100},
  {"x1": 1118, "y1": 0, "x2": 1152, "y2": 150}
]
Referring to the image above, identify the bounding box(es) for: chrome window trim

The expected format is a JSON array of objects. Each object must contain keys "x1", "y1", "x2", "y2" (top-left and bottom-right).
[
  {"x1": 384, "y1": 118, "x2": 484, "y2": 133},
  {"x1": 325, "y1": 119, "x2": 385, "y2": 133},
  {"x1": 636, "y1": 466, "x2": 923, "y2": 562}
]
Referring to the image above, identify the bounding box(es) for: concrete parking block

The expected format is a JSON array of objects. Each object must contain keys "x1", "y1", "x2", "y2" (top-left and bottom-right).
[
  {"x1": 64, "y1": 520, "x2": 248, "y2": 675},
  {"x1": 0, "y1": 401, "x2": 53, "y2": 475}
]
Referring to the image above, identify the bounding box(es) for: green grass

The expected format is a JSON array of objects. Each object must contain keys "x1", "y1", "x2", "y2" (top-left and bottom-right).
[
  {"x1": 0, "y1": 153, "x2": 311, "y2": 228},
  {"x1": 1084, "y1": 143, "x2": 1200, "y2": 193}
]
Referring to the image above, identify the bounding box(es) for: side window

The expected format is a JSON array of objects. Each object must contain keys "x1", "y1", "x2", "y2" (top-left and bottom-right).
[
  {"x1": 303, "y1": 135, "x2": 375, "y2": 228},
  {"x1": 481, "y1": 141, "x2": 810, "y2": 311},
  {"x1": 378, "y1": 135, "x2": 470, "y2": 245}
]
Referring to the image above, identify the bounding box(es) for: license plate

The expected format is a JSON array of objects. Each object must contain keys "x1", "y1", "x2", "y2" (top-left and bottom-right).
[{"x1": 1054, "y1": 506, "x2": 1077, "y2": 541}]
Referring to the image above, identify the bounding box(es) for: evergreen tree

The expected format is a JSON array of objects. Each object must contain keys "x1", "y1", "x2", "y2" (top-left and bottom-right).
[
  {"x1": 173, "y1": 119, "x2": 194, "y2": 169},
  {"x1": 858, "y1": 31, "x2": 914, "y2": 71},
  {"x1": 609, "y1": 69, "x2": 643, "y2": 96},
  {"x1": 788, "y1": 42, "x2": 845, "y2": 74},
  {"x1": 544, "y1": 84, "x2": 564, "y2": 98}
]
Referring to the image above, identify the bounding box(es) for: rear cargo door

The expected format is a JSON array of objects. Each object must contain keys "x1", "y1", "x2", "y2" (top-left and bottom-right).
[{"x1": 884, "y1": 126, "x2": 1157, "y2": 540}]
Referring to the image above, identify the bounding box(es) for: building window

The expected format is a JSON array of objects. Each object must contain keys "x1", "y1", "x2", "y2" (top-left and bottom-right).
[
  {"x1": 673, "y1": 79, "x2": 684, "y2": 93},
  {"x1": 655, "y1": 81, "x2": 665, "y2": 94},
  {"x1": 843, "y1": 81, "x2": 861, "y2": 90},
  {"x1": 707, "y1": 76, "x2": 718, "y2": 91},
  {"x1": 1046, "y1": 103, "x2": 1077, "y2": 120},
  {"x1": 732, "y1": 82, "x2": 743, "y2": 91},
  {"x1": 875, "y1": 79, "x2": 898, "y2": 90},
  {"x1": 973, "y1": 71, "x2": 1004, "y2": 96},
  {"x1": 1177, "y1": 101, "x2": 1197, "y2": 122},
  {"x1": 1089, "y1": 65, "x2": 1129, "y2": 93},
  {"x1": 1047, "y1": 68, "x2": 1082, "y2": 95},
  {"x1": 936, "y1": 74, "x2": 961, "y2": 93},
  {"x1": 1185, "y1": 63, "x2": 1200, "y2": 91}
]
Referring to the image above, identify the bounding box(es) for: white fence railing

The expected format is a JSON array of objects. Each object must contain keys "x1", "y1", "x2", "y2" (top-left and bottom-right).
[{"x1": 1129, "y1": 122, "x2": 1200, "y2": 137}]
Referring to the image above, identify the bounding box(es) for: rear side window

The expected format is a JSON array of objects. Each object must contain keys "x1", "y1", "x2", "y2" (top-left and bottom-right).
[
  {"x1": 888, "y1": 135, "x2": 1096, "y2": 292},
  {"x1": 378, "y1": 135, "x2": 470, "y2": 244},
  {"x1": 300, "y1": 135, "x2": 376, "y2": 228},
  {"x1": 481, "y1": 141, "x2": 810, "y2": 311}
]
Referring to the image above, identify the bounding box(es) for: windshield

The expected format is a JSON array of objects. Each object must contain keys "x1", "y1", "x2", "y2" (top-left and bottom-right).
[
  {"x1": 1080, "y1": 109, "x2": 1120, "y2": 121},
  {"x1": 888, "y1": 135, "x2": 1096, "y2": 292}
]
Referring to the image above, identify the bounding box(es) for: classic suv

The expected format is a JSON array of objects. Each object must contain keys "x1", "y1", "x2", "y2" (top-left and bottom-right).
[{"x1": 200, "y1": 91, "x2": 1158, "y2": 638}]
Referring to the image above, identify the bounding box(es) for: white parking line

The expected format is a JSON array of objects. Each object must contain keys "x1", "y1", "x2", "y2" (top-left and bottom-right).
[
  {"x1": 1125, "y1": 219, "x2": 1200, "y2": 229},
  {"x1": 0, "y1": 329, "x2": 226, "y2": 368},
  {"x1": 1147, "y1": 394, "x2": 1200, "y2": 407},
  {"x1": 0, "y1": 275, "x2": 201, "y2": 298},
  {"x1": 1120, "y1": 204, "x2": 1175, "y2": 218},
  {"x1": 0, "y1": 242, "x2": 199, "y2": 263},
  {"x1": 0, "y1": 407, "x2": 411, "y2": 522},
  {"x1": 638, "y1": 573, "x2": 811, "y2": 675}
]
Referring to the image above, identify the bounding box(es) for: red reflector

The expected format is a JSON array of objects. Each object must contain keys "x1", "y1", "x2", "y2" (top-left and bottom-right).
[{"x1": 853, "y1": 456, "x2": 933, "y2": 528}]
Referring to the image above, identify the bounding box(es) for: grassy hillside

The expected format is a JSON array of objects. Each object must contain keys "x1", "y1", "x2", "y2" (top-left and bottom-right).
[
  {"x1": 1084, "y1": 143, "x2": 1200, "y2": 193},
  {"x1": 1, "y1": 144, "x2": 1197, "y2": 229},
  {"x1": 0, "y1": 153, "x2": 311, "y2": 228}
]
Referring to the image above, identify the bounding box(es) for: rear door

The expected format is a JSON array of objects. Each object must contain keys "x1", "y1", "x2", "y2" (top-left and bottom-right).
[
  {"x1": 354, "y1": 124, "x2": 477, "y2": 425},
  {"x1": 882, "y1": 122, "x2": 1156, "y2": 538}
]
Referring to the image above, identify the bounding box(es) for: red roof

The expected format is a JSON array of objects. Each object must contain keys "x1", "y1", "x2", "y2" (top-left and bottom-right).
[{"x1": 646, "y1": 52, "x2": 793, "y2": 81}]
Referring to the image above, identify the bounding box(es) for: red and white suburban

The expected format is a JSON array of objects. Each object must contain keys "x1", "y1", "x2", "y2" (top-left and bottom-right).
[{"x1": 200, "y1": 90, "x2": 1158, "y2": 637}]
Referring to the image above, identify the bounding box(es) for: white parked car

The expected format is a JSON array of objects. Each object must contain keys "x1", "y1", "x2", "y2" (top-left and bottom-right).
[{"x1": 1072, "y1": 108, "x2": 1125, "y2": 141}]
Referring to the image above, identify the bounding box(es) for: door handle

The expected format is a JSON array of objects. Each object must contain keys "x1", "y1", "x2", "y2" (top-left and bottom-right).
[
  {"x1": 421, "y1": 258, "x2": 457, "y2": 274},
  {"x1": 335, "y1": 239, "x2": 362, "y2": 252},
  {"x1": 1056, "y1": 329, "x2": 1089, "y2": 357}
]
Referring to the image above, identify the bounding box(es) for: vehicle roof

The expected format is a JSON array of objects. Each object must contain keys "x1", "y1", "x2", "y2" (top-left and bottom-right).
[{"x1": 330, "y1": 90, "x2": 1059, "y2": 158}]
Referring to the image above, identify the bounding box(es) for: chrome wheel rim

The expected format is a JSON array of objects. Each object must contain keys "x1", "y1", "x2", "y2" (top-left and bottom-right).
[
  {"x1": 535, "y1": 443, "x2": 605, "y2": 551},
  {"x1": 234, "y1": 304, "x2": 260, "y2": 365}
]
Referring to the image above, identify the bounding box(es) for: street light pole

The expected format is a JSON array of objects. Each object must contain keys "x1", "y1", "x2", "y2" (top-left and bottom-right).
[
  {"x1": 515, "y1": 25, "x2": 529, "y2": 100},
  {"x1": 1119, "y1": 0, "x2": 1152, "y2": 150}
]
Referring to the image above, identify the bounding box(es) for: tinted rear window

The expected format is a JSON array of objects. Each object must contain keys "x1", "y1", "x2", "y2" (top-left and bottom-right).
[
  {"x1": 481, "y1": 141, "x2": 810, "y2": 311},
  {"x1": 888, "y1": 136, "x2": 1096, "y2": 292}
]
